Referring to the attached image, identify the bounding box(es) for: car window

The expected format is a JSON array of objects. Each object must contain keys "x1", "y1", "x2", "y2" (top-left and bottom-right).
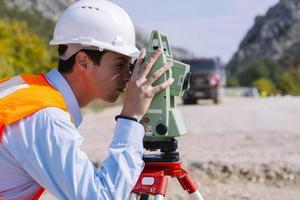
[{"x1": 185, "y1": 60, "x2": 218, "y2": 73}]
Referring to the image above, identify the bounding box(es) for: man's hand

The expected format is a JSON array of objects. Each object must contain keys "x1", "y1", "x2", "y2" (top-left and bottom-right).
[{"x1": 121, "y1": 48, "x2": 174, "y2": 120}]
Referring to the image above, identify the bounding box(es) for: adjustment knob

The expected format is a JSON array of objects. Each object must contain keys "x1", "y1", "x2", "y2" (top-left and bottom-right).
[{"x1": 156, "y1": 123, "x2": 168, "y2": 135}]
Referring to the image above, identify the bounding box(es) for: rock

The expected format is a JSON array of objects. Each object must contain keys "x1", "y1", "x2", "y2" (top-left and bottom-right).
[
  {"x1": 227, "y1": 0, "x2": 300, "y2": 75},
  {"x1": 3, "y1": 0, "x2": 75, "y2": 20},
  {"x1": 189, "y1": 161, "x2": 300, "y2": 186},
  {"x1": 1, "y1": 0, "x2": 195, "y2": 60}
]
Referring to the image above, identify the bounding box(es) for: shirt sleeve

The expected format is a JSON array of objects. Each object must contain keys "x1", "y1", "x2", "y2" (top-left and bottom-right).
[{"x1": 5, "y1": 107, "x2": 145, "y2": 200}]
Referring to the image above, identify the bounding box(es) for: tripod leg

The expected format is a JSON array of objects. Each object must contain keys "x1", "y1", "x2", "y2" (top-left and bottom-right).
[
  {"x1": 140, "y1": 194, "x2": 150, "y2": 200},
  {"x1": 190, "y1": 190, "x2": 204, "y2": 200},
  {"x1": 129, "y1": 193, "x2": 164, "y2": 200},
  {"x1": 177, "y1": 168, "x2": 204, "y2": 200},
  {"x1": 154, "y1": 194, "x2": 165, "y2": 200}
]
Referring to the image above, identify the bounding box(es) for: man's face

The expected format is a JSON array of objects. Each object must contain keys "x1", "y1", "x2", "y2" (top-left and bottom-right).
[{"x1": 88, "y1": 51, "x2": 131, "y2": 102}]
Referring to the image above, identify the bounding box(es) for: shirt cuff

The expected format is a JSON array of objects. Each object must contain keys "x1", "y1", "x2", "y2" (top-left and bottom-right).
[{"x1": 111, "y1": 118, "x2": 145, "y2": 150}]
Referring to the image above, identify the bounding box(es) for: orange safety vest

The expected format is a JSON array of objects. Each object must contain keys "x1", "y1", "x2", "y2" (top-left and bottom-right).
[{"x1": 0, "y1": 74, "x2": 70, "y2": 199}]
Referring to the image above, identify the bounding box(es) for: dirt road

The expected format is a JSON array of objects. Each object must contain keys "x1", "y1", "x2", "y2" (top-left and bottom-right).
[{"x1": 43, "y1": 96, "x2": 300, "y2": 199}]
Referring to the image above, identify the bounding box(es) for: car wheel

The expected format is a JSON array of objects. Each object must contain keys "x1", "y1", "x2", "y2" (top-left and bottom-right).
[
  {"x1": 183, "y1": 98, "x2": 197, "y2": 105},
  {"x1": 213, "y1": 94, "x2": 221, "y2": 104}
]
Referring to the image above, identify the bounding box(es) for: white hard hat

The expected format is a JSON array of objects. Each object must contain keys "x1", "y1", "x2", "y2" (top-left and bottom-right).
[{"x1": 50, "y1": 0, "x2": 140, "y2": 59}]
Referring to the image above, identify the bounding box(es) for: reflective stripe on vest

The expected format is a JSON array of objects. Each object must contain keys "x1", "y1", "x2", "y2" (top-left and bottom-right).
[{"x1": 0, "y1": 74, "x2": 70, "y2": 199}]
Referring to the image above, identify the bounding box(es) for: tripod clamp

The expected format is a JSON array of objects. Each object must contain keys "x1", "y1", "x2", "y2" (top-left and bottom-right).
[
  {"x1": 130, "y1": 161, "x2": 204, "y2": 200},
  {"x1": 130, "y1": 139, "x2": 204, "y2": 200},
  {"x1": 143, "y1": 138, "x2": 180, "y2": 162},
  {"x1": 129, "y1": 31, "x2": 204, "y2": 199}
]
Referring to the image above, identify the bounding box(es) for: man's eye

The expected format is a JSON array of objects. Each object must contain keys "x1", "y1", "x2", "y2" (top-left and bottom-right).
[
  {"x1": 115, "y1": 62, "x2": 130, "y2": 72},
  {"x1": 116, "y1": 64, "x2": 125, "y2": 70}
]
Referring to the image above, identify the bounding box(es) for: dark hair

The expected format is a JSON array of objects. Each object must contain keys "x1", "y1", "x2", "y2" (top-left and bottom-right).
[{"x1": 57, "y1": 45, "x2": 106, "y2": 73}]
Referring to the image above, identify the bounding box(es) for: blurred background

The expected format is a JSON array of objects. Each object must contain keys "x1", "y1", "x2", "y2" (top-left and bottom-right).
[
  {"x1": 1, "y1": 0, "x2": 300, "y2": 97},
  {"x1": 1, "y1": 0, "x2": 300, "y2": 199}
]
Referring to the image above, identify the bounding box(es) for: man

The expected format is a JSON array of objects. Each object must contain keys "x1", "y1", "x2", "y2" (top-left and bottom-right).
[{"x1": 0, "y1": 0, "x2": 174, "y2": 199}]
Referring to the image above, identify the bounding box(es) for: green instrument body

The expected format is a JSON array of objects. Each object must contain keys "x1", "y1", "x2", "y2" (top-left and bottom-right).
[{"x1": 141, "y1": 31, "x2": 191, "y2": 143}]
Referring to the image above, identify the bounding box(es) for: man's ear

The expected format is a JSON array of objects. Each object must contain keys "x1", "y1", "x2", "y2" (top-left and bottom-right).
[{"x1": 75, "y1": 51, "x2": 89, "y2": 69}]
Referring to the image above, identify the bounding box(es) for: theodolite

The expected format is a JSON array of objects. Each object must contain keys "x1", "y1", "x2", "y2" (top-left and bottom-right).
[
  {"x1": 140, "y1": 30, "x2": 191, "y2": 162},
  {"x1": 130, "y1": 31, "x2": 204, "y2": 200}
]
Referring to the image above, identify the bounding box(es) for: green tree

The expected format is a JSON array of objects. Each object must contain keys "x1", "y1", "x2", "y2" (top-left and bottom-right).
[
  {"x1": 226, "y1": 77, "x2": 239, "y2": 87},
  {"x1": 263, "y1": 59, "x2": 283, "y2": 85},
  {"x1": 277, "y1": 66, "x2": 300, "y2": 95},
  {"x1": 0, "y1": 0, "x2": 55, "y2": 41},
  {"x1": 252, "y1": 78, "x2": 276, "y2": 96},
  {"x1": 237, "y1": 59, "x2": 270, "y2": 86},
  {"x1": 0, "y1": 19, "x2": 56, "y2": 78},
  {"x1": 278, "y1": 73, "x2": 294, "y2": 95}
]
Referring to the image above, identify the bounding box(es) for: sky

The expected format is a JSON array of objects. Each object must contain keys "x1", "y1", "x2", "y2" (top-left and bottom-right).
[{"x1": 110, "y1": 0, "x2": 280, "y2": 64}]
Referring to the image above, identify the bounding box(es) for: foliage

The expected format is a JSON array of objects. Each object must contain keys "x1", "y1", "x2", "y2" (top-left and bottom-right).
[
  {"x1": 226, "y1": 77, "x2": 239, "y2": 87},
  {"x1": 231, "y1": 58, "x2": 300, "y2": 95},
  {"x1": 0, "y1": 19, "x2": 56, "y2": 78},
  {"x1": 0, "y1": 0, "x2": 55, "y2": 41},
  {"x1": 252, "y1": 78, "x2": 276, "y2": 96},
  {"x1": 0, "y1": 0, "x2": 58, "y2": 78},
  {"x1": 236, "y1": 60, "x2": 269, "y2": 86},
  {"x1": 277, "y1": 66, "x2": 300, "y2": 95},
  {"x1": 278, "y1": 72, "x2": 295, "y2": 95}
]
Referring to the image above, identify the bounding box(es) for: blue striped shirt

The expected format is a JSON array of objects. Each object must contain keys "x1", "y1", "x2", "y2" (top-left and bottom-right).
[{"x1": 0, "y1": 69, "x2": 145, "y2": 199}]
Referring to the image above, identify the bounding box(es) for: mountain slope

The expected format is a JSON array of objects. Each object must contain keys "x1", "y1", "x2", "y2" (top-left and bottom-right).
[
  {"x1": 2, "y1": 0, "x2": 194, "y2": 59},
  {"x1": 227, "y1": 0, "x2": 300, "y2": 75},
  {"x1": 3, "y1": 0, "x2": 75, "y2": 20}
]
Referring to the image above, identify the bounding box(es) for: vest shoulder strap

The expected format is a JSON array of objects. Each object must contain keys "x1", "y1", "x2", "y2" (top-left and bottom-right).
[{"x1": 0, "y1": 74, "x2": 69, "y2": 140}]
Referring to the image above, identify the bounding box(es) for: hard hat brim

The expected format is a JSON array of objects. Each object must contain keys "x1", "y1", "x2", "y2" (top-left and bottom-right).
[{"x1": 50, "y1": 39, "x2": 140, "y2": 59}]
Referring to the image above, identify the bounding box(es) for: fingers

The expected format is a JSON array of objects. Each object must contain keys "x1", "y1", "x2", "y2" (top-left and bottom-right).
[
  {"x1": 146, "y1": 62, "x2": 172, "y2": 85},
  {"x1": 140, "y1": 48, "x2": 162, "y2": 79},
  {"x1": 152, "y1": 77, "x2": 174, "y2": 94},
  {"x1": 131, "y1": 49, "x2": 146, "y2": 80}
]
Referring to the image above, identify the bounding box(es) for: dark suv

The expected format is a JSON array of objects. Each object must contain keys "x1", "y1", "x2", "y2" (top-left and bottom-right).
[{"x1": 181, "y1": 58, "x2": 224, "y2": 104}]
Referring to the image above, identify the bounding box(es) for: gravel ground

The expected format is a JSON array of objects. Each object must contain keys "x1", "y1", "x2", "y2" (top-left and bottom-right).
[{"x1": 42, "y1": 96, "x2": 300, "y2": 200}]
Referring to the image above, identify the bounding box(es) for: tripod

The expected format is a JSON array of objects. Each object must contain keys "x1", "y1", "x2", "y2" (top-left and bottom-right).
[{"x1": 129, "y1": 140, "x2": 204, "y2": 200}]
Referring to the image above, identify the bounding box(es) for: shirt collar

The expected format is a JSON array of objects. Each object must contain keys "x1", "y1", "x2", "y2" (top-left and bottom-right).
[{"x1": 45, "y1": 69, "x2": 82, "y2": 128}]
